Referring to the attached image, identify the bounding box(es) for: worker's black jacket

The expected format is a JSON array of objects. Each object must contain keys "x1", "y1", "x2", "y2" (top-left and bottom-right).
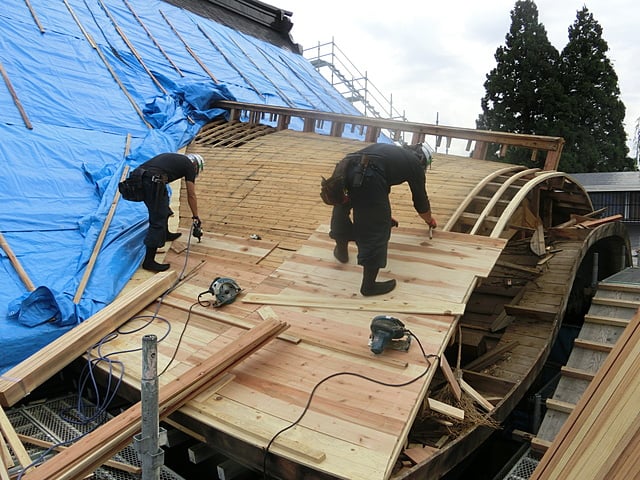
[
  {"x1": 329, "y1": 143, "x2": 430, "y2": 268},
  {"x1": 133, "y1": 153, "x2": 197, "y2": 248}
]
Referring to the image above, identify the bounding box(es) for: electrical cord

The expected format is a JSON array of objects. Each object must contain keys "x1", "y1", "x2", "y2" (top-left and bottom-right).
[
  {"x1": 262, "y1": 331, "x2": 439, "y2": 479},
  {"x1": 17, "y1": 225, "x2": 199, "y2": 478}
]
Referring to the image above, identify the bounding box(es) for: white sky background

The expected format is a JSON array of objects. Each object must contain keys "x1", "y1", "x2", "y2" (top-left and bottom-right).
[{"x1": 278, "y1": 1, "x2": 639, "y2": 159}]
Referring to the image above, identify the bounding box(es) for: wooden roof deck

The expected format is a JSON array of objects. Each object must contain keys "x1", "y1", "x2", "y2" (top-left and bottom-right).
[
  {"x1": 97, "y1": 129, "x2": 510, "y2": 479},
  {"x1": 3, "y1": 125, "x2": 609, "y2": 479}
]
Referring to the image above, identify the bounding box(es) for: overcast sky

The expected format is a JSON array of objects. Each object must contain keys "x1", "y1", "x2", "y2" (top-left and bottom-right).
[{"x1": 278, "y1": 1, "x2": 638, "y2": 158}]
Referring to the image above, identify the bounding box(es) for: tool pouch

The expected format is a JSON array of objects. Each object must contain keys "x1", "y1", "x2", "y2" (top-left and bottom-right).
[{"x1": 118, "y1": 174, "x2": 144, "y2": 202}]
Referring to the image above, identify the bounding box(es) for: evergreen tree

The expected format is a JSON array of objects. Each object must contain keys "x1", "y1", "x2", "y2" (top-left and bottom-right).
[
  {"x1": 557, "y1": 7, "x2": 632, "y2": 172},
  {"x1": 477, "y1": 0, "x2": 566, "y2": 167}
]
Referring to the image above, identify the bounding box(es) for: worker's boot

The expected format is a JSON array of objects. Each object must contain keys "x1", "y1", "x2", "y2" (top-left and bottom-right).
[
  {"x1": 142, "y1": 246, "x2": 170, "y2": 272},
  {"x1": 166, "y1": 230, "x2": 182, "y2": 242},
  {"x1": 333, "y1": 239, "x2": 349, "y2": 263},
  {"x1": 360, "y1": 266, "x2": 396, "y2": 296}
]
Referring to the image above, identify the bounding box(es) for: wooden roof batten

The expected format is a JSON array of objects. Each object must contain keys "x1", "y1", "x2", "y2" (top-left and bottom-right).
[{"x1": 216, "y1": 100, "x2": 566, "y2": 170}]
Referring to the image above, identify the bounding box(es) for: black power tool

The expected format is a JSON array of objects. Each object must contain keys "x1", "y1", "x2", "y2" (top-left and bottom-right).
[
  {"x1": 369, "y1": 315, "x2": 411, "y2": 354},
  {"x1": 192, "y1": 217, "x2": 203, "y2": 242}
]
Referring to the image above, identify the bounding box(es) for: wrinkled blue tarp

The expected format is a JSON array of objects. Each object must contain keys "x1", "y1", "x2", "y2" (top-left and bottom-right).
[{"x1": 0, "y1": 0, "x2": 363, "y2": 373}]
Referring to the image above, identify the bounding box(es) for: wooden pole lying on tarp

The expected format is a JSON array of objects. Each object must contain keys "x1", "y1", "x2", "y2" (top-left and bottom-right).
[
  {"x1": 73, "y1": 165, "x2": 129, "y2": 304},
  {"x1": 0, "y1": 62, "x2": 33, "y2": 130},
  {"x1": 74, "y1": 134, "x2": 131, "y2": 304},
  {"x1": 0, "y1": 232, "x2": 35, "y2": 292},
  {"x1": 21, "y1": 318, "x2": 289, "y2": 480}
]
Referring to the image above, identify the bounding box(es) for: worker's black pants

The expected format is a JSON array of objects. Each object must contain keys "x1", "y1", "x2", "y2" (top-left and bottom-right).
[
  {"x1": 330, "y1": 162, "x2": 391, "y2": 268},
  {"x1": 141, "y1": 175, "x2": 170, "y2": 249}
]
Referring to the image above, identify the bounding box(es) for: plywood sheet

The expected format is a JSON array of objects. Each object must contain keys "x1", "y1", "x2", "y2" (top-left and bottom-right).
[{"x1": 95, "y1": 224, "x2": 505, "y2": 480}]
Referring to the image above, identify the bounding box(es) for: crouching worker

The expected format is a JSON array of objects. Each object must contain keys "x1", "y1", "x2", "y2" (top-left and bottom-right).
[
  {"x1": 130, "y1": 152, "x2": 204, "y2": 272},
  {"x1": 321, "y1": 143, "x2": 436, "y2": 296}
]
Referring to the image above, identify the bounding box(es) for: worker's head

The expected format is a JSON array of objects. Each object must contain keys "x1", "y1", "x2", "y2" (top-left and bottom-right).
[
  {"x1": 320, "y1": 175, "x2": 348, "y2": 206},
  {"x1": 187, "y1": 153, "x2": 205, "y2": 177},
  {"x1": 404, "y1": 143, "x2": 433, "y2": 171}
]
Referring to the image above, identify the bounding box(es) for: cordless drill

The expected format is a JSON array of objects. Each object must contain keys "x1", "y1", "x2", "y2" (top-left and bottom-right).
[{"x1": 192, "y1": 216, "x2": 202, "y2": 242}]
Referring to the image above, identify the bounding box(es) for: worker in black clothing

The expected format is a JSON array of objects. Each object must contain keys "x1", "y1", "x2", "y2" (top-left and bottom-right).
[
  {"x1": 131, "y1": 152, "x2": 204, "y2": 272},
  {"x1": 321, "y1": 143, "x2": 436, "y2": 296}
]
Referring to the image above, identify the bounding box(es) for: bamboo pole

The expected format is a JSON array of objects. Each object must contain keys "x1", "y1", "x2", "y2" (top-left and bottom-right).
[
  {"x1": 73, "y1": 134, "x2": 131, "y2": 304},
  {"x1": 0, "y1": 233, "x2": 35, "y2": 292},
  {"x1": 0, "y1": 62, "x2": 33, "y2": 130},
  {"x1": 122, "y1": 0, "x2": 184, "y2": 76},
  {"x1": 159, "y1": 10, "x2": 219, "y2": 83},
  {"x1": 62, "y1": 0, "x2": 151, "y2": 128},
  {"x1": 73, "y1": 165, "x2": 129, "y2": 304}
]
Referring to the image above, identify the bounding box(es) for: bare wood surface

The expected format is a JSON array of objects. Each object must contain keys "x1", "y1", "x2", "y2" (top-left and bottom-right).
[
  {"x1": 531, "y1": 309, "x2": 640, "y2": 479},
  {"x1": 0, "y1": 271, "x2": 176, "y2": 407},
  {"x1": 21, "y1": 319, "x2": 288, "y2": 480}
]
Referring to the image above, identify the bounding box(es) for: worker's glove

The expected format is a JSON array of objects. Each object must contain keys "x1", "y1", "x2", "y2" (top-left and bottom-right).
[
  {"x1": 391, "y1": 217, "x2": 399, "y2": 228},
  {"x1": 427, "y1": 218, "x2": 437, "y2": 229},
  {"x1": 192, "y1": 216, "x2": 201, "y2": 228}
]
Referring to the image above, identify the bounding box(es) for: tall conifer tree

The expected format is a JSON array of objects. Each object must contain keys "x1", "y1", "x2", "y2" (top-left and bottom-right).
[
  {"x1": 557, "y1": 7, "x2": 632, "y2": 172},
  {"x1": 477, "y1": 0, "x2": 566, "y2": 167}
]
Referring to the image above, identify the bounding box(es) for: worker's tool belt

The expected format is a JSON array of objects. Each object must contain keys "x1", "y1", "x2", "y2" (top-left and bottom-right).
[
  {"x1": 351, "y1": 154, "x2": 370, "y2": 188},
  {"x1": 118, "y1": 168, "x2": 168, "y2": 202},
  {"x1": 118, "y1": 172, "x2": 144, "y2": 202}
]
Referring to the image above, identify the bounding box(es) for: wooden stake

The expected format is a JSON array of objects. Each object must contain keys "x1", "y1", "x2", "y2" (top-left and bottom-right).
[
  {"x1": 0, "y1": 62, "x2": 32, "y2": 130},
  {"x1": 0, "y1": 232, "x2": 35, "y2": 292},
  {"x1": 73, "y1": 165, "x2": 129, "y2": 304},
  {"x1": 0, "y1": 406, "x2": 32, "y2": 472},
  {"x1": 160, "y1": 10, "x2": 219, "y2": 83}
]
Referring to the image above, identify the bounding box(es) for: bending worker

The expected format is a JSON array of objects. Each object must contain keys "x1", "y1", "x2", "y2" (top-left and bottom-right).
[
  {"x1": 132, "y1": 152, "x2": 204, "y2": 272},
  {"x1": 321, "y1": 143, "x2": 436, "y2": 296}
]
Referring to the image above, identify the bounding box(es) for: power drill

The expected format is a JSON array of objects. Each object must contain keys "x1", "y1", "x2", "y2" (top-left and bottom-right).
[{"x1": 192, "y1": 217, "x2": 203, "y2": 242}]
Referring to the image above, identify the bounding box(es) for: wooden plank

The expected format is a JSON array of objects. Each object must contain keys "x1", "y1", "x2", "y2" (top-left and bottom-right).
[
  {"x1": 427, "y1": 398, "x2": 464, "y2": 421},
  {"x1": 74, "y1": 163, "x2": 130, "y2": 303},
  {"x1": 584, "y1": 314, "x2": 630, "y2": 328},
  {"x1": 0, "y1": 271, "x2": 177, "y2": 407},
  {"x1": 18, "y1": 434, "x2": 140, "y2": 474},
  {"x1": 0, "y1": 431, "x2": 12, "y2": 469},
  {"x1": 503, "y1": 304, "x2": 556, "y2": 321},
  {"x1": 0, "y1": 232, "x2": 35, "y2": 292},
  {"x1": 590, "y1": 297, "x2": 640, "y2": 310},
  {"x1": 560, "y1": 366, "x2": 595, "y2": 382},
  {"x1": 242, "y1": 292, "x2": 466, "y2": 316},
  {"x1": 0, "y1": 406, "x2": 31, "y2": 471},
  {"x1": 530, "y1": 308, "x2": 640, "y2": 479},
  {"x1": 21, "y1": 319, "x2": 288, "y2": 480},
  {"x1": 545, "y1": 398, "x2": 575, "y2": 414},
  {"x1": 403, "y1": 445, "x2": 439, "y2": 464},
  {"x1": 573, "y1": 338, "x2": 613, "y2": 353},
  {"x1": 463, "y1": 341, "x2": 519, "y2": 371},
  {"x1": 459, "y1": 378, "x2": 493, "y2": 412},
  {"x1": 438, "y1": 355, "x2": 462, "y2": 402}
]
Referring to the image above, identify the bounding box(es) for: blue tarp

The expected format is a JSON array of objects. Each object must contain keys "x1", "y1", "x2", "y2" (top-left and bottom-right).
[{"x1": 0, "y1": 0, "x2": 362, "y2": 373}]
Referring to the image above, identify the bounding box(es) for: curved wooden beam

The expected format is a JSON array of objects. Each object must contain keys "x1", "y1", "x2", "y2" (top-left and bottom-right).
[
  {"x1": 489, "y1": 172, "x2": 591, "y2": 238},
  {"x1": 469, "y1": 168, "x2": 540, "y2": 235},
  {"x1": 443, "y1": 166, "x2": 526, "y2": 232}
]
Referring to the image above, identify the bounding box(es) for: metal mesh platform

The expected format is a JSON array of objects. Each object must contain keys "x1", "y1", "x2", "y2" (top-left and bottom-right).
[
  {"x1": 502, "y1": 447, "x2": 541, "y2": 480},
  {"x1": 5, "y1": 395, "x2": 184, "y2": 480}
]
